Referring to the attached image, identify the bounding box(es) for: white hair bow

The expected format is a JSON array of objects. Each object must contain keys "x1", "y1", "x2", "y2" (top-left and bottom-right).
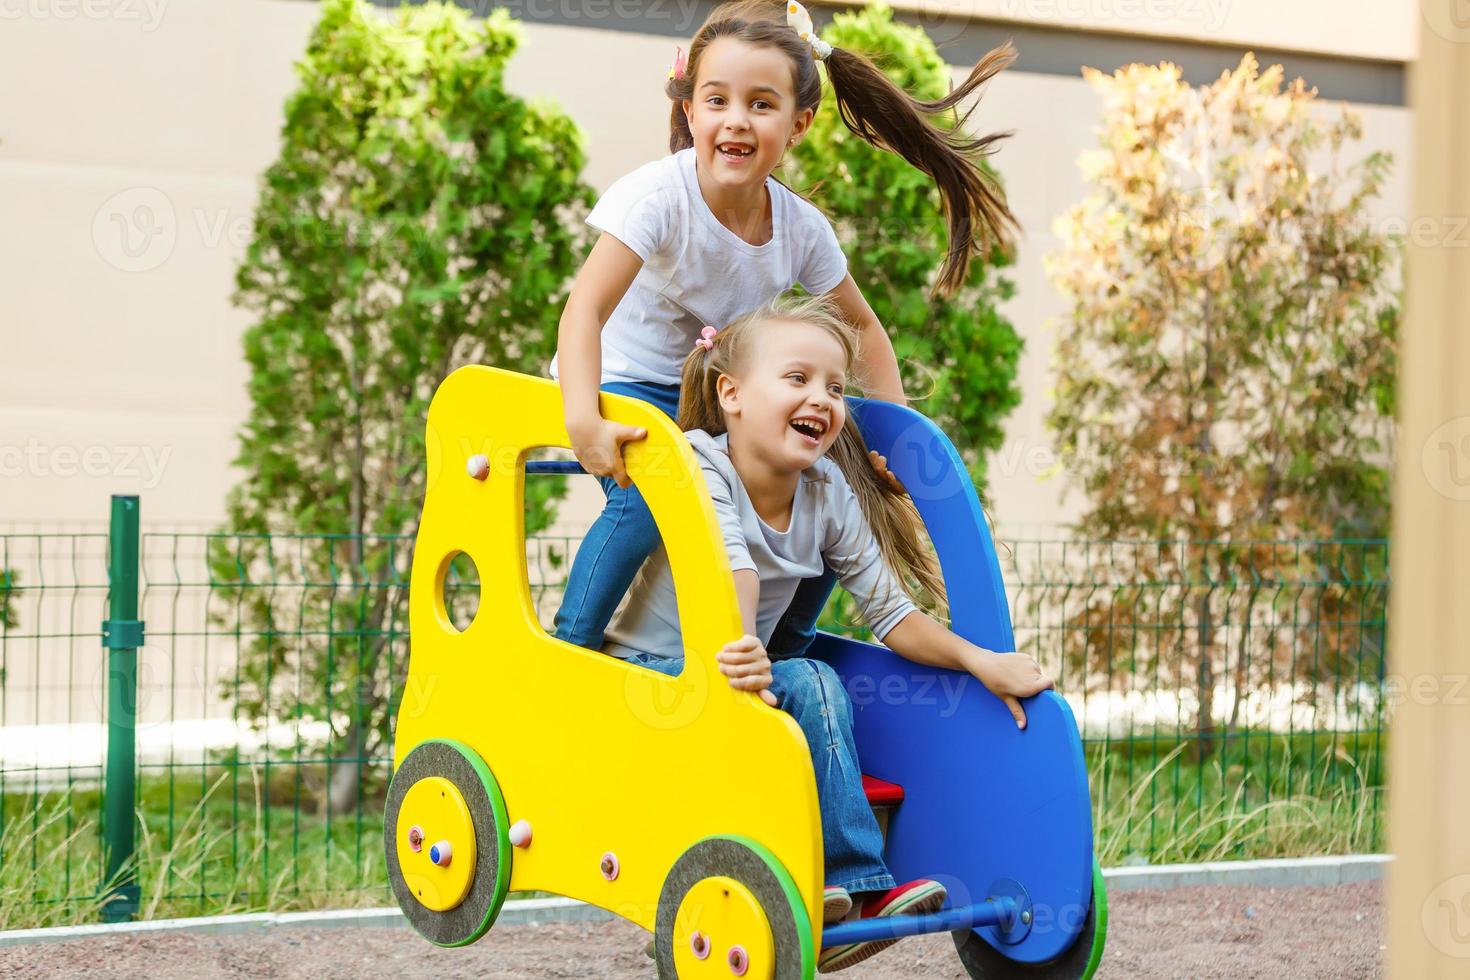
[{"x1": 786, "y1": 1, "x2": 833, "y2": 61}]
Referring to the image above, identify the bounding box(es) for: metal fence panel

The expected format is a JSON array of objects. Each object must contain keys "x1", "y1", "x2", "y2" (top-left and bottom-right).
[{"x1": 0, "y1": 521, "x2": 1388, "y2": 925}]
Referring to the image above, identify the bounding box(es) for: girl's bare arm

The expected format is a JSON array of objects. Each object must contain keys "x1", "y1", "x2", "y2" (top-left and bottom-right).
[
  {"x1": 824, "y1": 273, "x2": 906, "y2": 406},
  {"x1": 732, "y1": 568, "x2": 761, "y2": 636},
  {"x1": 880, "y1": 611, "x2": 1053, "y2": 729},
  {"x1": 557, "y1": 233, "x2": 648, "y2": 487},
  {"x1": 717, "y1": 569, "x2": 778, "y2": 706}
]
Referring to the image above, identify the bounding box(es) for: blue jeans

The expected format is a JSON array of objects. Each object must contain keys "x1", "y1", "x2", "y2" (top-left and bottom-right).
[
  {"x1": 552, "y1": 381, "x2": 838, "y2": 654},
  {"x1": 626, "y1": 653, "x2": 895, "y2": 895}
]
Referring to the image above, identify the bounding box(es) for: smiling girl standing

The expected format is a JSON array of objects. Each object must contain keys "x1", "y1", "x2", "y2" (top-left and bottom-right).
[{"x1": 550, "y1": 0, "x2": 1018, "y2": 655}]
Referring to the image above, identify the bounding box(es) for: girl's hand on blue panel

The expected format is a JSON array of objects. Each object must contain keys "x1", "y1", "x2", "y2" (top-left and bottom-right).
[
  {"x1": 717, "y1": 634, "x2": 779, "y2": 707},
  {"x1": 868, "y1": 450, "x2": 907, "y2": 496},
  {"x1": 965, "y1": 648, "x2": 1053, "y2": 729}
]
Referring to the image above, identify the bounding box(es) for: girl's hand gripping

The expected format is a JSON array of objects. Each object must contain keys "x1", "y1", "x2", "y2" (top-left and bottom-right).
[
  {"x1": 569, "y1": 416, "x2": 647, "y2": 489},
  {"x1": 868, "y1": 450, "x2": 907, "y2": 495},
  {"x1": 966, "y1": 649, "x2": 1054, "y2": 730},
  {"x1": 716, "y1": 634, "x2": 779, "y2": 707}
]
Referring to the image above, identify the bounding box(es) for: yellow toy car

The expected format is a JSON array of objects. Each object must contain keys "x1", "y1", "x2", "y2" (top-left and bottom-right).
[{"x1": 385, "y1": 366, "x2": 1104, "y2": 979}]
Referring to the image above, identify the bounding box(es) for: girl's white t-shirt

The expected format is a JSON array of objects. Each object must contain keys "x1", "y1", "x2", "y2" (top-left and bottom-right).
[{"x1": 549, "y1": 148, "x2": 849, "y2": 387}]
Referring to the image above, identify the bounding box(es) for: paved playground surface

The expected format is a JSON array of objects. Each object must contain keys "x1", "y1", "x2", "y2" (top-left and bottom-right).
[{"x1": 0, "y1": 881, "x2": 1381, "y2": 979}]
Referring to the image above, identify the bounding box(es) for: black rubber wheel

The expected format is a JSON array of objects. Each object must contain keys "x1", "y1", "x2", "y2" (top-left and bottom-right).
[
  {"x1": 954, "y1": 863, "x2": 1107, "y2": 980},
  {"x1": 653, "y1": 836, "x2": 815, "y2": 980},
  {"x1": 383, "y1": 739, "x2": 512, "y2": 948}
]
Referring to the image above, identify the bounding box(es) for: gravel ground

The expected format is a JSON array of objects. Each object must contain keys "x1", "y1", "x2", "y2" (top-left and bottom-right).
[{"x1": 0, "y1": 881, "x2": 1381, "y2": 979}]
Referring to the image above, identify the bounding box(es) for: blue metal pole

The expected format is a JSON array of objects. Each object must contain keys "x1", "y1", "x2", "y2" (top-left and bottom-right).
[{"x1": 819, "y1": 897, "x2": 1018, "y2": 946}]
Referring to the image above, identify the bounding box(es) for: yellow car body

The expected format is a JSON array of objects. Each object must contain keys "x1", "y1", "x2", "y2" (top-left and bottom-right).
[{"x1": 391, "y1": 365, "x2": 824, "y2": 955}]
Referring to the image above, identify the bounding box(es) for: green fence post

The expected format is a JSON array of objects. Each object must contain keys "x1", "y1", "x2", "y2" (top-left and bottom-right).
[{"x1": 101, "y1": 495, "x2": 143, "y2": 922}]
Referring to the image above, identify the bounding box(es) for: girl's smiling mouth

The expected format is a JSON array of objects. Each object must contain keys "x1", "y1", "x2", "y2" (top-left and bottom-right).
[
  {"x1": 718, "y1": 141, "x2": 755, "y2": 163},
  {"x1": 789, "y1": 416, "x2": 827, "y2": 446}
]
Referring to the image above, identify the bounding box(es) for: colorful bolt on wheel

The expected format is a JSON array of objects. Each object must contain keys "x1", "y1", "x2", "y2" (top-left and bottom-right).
[
  {"x1": 727, "y1": 944, "x2": 751, "y2": 976},
  {"x1": 654, "y1": 836, "x2": 814, "y2": 980},
  {"x1": 953, "y1": 860, "x2": 1107, "y2": 980},
  {"x1": 384, "y1": 739, "x2": 513, "y2": 948}
]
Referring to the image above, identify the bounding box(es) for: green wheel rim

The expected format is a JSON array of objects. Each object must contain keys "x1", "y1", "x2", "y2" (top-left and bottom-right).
[
  {"x1": 1080, "y1": 859, "x2": 1107, "y2": 980},
  {"x1": 654, "y1": 835, "x2": 816, "y2": 980},
  {"x1": 384, "y1": 739, "x2": 513, "y2": 947}
]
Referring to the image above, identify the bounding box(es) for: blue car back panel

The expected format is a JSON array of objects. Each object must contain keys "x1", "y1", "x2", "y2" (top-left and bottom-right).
[{"x1": 814, "y1": 398, "x2": 1095, "y2": 963}]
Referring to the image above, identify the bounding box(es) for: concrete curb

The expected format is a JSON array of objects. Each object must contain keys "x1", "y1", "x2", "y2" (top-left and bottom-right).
[
  {"x1": 0, "y1": 897, "x2": 614, "y2": 948},
  {"x1": 1102, "y1": 853, "x2": 1391, "y2": 892},
  {"x1": 0, "y1": 854, "x2": 1391, "y2": 948}
]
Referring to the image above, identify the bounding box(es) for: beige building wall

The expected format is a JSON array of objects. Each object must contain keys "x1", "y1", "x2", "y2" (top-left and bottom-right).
[
  {"x1": 0, "y1": 0, "x2": 1415, "y2": 540},
  {"x1": 886, "y1": 0, "x2": 1417, "y2": 61},
  {"x1": 1385, "y1": 4, "x2": 1470, "y2": 973}
]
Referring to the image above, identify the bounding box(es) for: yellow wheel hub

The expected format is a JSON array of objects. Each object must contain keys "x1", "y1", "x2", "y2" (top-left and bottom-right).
[
  {"x1": 672, "y1": 875, "x2": 776, "y2": 980},
  {"x1": 393, "y1": 775, "x2": 477, "y2": 912}
]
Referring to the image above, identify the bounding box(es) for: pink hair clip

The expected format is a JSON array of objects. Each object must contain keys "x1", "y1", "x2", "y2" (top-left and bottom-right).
[
  {"x1": 694, "y1": 325, "x2": 717, "y2": 351},
  {"x1": 667, "y1": 45, "x2": 687, "y2": 81}
]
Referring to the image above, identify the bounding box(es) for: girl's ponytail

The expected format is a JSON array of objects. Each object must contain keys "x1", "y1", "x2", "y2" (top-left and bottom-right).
[
  {"x1": 826, "y1": 415, "x2": 948, "y2": 620},
  {"x1": 823, "y1": 41, "x2": 1019, "y2": 296},
  {"x1": 678, "y1": 326, "x2": 741, "y2": 436},
  {"x1": 666, "y1": 0, "x2": 1019, "y2": 299}
]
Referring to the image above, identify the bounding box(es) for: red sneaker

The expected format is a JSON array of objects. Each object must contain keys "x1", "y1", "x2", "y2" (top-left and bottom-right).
[{"x1": 817, "y1": 879, "x2": 947, "y2": 972}]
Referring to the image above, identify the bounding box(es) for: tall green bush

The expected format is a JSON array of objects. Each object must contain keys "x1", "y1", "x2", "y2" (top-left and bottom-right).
[{"x1": 215, "y1": 0, "x2": 592, "y2": 812}]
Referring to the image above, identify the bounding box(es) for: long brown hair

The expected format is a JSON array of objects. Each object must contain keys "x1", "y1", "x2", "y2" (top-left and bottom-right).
[
  {"x1": 678, "y1": 294, "x2": 948, "y2": 617},
  {"x1": 665, "y1": 0, "x2": 1018, "y2": 298}
]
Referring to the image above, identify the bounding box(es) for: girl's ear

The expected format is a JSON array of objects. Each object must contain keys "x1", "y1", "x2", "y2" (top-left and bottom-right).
[
  {"x1": 716, "y1": 372, "x2": 741, "y2": 417},
  {"x1": 788, "y1": 106, "x2": 815, "y2": 144}
]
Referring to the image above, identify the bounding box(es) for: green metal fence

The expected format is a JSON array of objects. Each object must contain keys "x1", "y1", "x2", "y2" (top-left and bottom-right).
[{"x1": 0, "y1": 502, "x2": 1389, "y2": 927}]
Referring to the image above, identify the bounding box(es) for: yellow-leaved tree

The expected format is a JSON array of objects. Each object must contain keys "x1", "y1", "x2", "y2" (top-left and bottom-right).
[{"x1": 1045, "y1": 56, "x2": 1398, "y2": 758}]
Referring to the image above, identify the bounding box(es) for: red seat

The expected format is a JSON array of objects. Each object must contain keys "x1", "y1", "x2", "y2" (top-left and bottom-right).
[{"x1": 861, "y1": 774, "x2": 905, "y2": 806}]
